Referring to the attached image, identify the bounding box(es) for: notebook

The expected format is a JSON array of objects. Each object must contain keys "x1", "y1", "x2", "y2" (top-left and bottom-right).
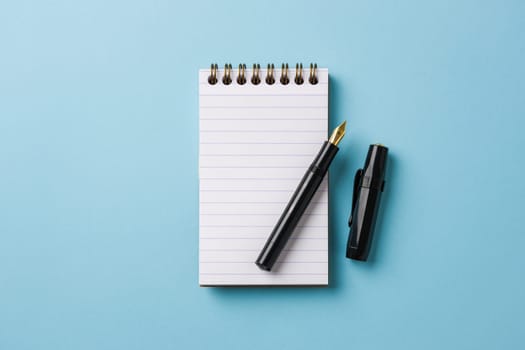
[{"x1": 199, "y1": 63, "x2": 329, "y2": 286}]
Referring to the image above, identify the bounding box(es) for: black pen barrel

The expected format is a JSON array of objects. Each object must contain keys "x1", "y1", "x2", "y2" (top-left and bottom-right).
[{"x1": 256, "y1": 141, "x2": 339, "y2": 271}]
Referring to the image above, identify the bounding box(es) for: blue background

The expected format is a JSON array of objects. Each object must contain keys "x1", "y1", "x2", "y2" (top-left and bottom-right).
[{"x1": 1, "y1": 0, "x2": 524, "y2": 349}]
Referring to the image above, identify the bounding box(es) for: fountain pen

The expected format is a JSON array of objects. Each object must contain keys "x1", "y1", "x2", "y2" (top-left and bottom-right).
[{"x1": 255, "y1": 121, "x2": 346, "y2": 271}]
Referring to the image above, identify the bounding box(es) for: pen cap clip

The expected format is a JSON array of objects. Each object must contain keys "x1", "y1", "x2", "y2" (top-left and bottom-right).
[{"x1": 348, "y1": 168, "x2": 363, "y2": 226}]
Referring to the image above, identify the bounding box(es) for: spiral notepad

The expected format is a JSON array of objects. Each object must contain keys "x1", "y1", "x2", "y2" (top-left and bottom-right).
[{"x1": 199, "y1": 63, "x2": 329, "y2": 286}]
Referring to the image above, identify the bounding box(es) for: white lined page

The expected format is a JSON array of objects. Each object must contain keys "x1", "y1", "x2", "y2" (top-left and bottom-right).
[{"x1": 199, "y1": 67, "x2": 329, "y2": 286}]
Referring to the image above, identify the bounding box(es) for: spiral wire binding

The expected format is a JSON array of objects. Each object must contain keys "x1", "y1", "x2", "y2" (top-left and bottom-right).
[
  {"x1": 309, "y1": 63, "x2": 318, "y2": 85},
  {"x1": 237, "y1": 64, "x2": 246, "y2": 85},
  {"x1": 208, "y1": 63, "x2": 218, "y2": 85},
  {"x1": 266, "y1": 64, "x2": 275, "y2": 85},
  {"x1": 294, "y1": 63, "x2": 304, "y2": 85},
  {"x1": 207, "y1": 62, "x2": 318, "y2": 86},
  {"x1": 222, "y1": 63, "x2": 232, "y2": 85},
  {"x1": 251, "y1": 64, "x2": 261, "y2": 85},
  {"x1": 280, "y1": 63, "x2": 289, "y2": 85}
]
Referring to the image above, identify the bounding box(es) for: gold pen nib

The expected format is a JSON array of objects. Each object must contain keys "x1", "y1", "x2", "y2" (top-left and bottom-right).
[{"x1": 328, "y1": 120, "x2": 346, "y2": 146}]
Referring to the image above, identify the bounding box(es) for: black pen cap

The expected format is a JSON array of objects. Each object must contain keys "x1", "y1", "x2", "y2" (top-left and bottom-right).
[{"x1": 346, "y1": 144, "x2": 388, "y2": 261}]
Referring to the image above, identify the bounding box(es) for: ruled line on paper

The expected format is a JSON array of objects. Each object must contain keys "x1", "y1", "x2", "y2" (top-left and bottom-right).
[
  {"x1": 199, "y1": 273, "x2": 327, "y2": 275},
  {"x1": 201, "y1": 213, "x2": 327, "y2": 216},
  {"x1": 201, "y1": 239, "x2": 326, "y2": 242},
  {"x1": 200, "y1": 106, "x2": 327, "y2": 109},
  {"x1": 199, "y1": 190, "x2": 328, "y2": 193},
  {"x1": 201, "y1": 177, "x2": 302, "y2": 180},
  {"x1": 201, "y1": 129, "x2": 324, "y2": 134},
  {"x1": 200, "y1": 118, "x2": 327, "y2": 120},
  {"x1": 201, "y1": 154, "x2": 315, "y2": 157},
  {"x1": 200, "y1": 249, "x2": 327, "y2": 252},
  {"x1": 200, "y1": 166, "x2": 319, "y2": 169},
  {"x1": 200, "y1": 237, "x2": 326, "y2": 241},
  {"x1": 200, "y1": 201, "x2": 328, "y2": 204},
  {"x1": 201, "y1": 142, "x2": 321, "y2": 145},
  {"x1": 200, "y1": 261, "x2": 328, "y2": 264},
  {"x1": 200, "y1": 225, "x2": 327, "y2": 228},
  {"x1": 200, "y1": 94, "x2": 328, "y2": 97}
]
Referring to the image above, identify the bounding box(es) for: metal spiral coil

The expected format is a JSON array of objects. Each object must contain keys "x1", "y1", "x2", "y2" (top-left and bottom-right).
[
  {"x1": 280, "y1": 63, "x2": 289, "y2": 85},
  {"x1": 237, "y1": 64, "x2": 246, "y2": 85},
  {"x1": 294, "y1": 63, "x2": 304, "y2": 85},
  {"x1": 251, "y1": 63, "x2": 261, "y2": 85},
  {"x1": 266, "y1": 64, "x2": 275, "y2": 85},
  {"x1": 222, "y1": 63, "x2": 232, "y2": 85},
  {"x1": 309, "y1": 63, "x2": 318, "y2": 85},
  {"x1": 208, "y1": 63, "x2": 218, "y2": 85},
  {"x1": 207, "y1": 62, "x2": 318, "y2": 86}
]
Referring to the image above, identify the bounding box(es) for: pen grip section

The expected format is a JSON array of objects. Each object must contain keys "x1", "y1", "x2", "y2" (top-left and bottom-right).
[{"x1": 312, "y1": 141, "x2": 339, "y2": 173}]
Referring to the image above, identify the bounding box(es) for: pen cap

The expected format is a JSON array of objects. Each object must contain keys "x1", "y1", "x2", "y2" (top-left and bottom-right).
[
  {"x1": 346, "y1": 144, "x2": 388, "y2": 261},
  {"x1": 362, "y1": 144, "x2": 388, "y2": 190}
]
